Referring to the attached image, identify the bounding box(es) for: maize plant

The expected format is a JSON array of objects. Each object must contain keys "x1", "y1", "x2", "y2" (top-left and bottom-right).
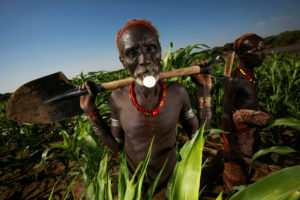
[{"x1": 1, "y1": 42, "x2": 300, "y2": 200}]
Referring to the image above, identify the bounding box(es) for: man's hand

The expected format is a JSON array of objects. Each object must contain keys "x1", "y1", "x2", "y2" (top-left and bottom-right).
[
  {"x1": 198, "y1": 60, "x2": 212, "y2": 74},
  {"x1": 77, "y1": 81, "x2": 98, "y2": 115},
  {"x1": 191, "y1": 61, "x2": 212, "y2": 86}
]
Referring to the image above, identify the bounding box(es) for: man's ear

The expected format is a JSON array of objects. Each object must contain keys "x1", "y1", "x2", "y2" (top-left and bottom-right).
[{"x1": 119, "y1": 56, "x2": 124, "y2": 66}]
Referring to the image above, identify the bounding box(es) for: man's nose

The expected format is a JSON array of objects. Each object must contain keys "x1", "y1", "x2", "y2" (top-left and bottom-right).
[{"x1": 138, "y1": 50, "x2": 151, "y2": 65}]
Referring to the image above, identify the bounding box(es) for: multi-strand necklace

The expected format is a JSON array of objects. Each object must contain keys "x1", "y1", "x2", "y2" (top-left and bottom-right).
[
  {"x1": 237, "y1": 65, "x2": 257, "y2": 84},
  {"x1": 129, "y1": 80, "x2": 166, "y2": 116}
]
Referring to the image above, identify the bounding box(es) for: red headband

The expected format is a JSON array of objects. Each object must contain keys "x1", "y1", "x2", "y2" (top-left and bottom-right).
[
  {"x1": 117, "y1": 21, "x2": 157, "y2": 44},
  {"x1": 234, "y1": 33, "x2": 255, "y2": 50}
]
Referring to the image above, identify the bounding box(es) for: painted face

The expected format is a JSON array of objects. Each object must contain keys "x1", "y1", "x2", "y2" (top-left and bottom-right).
[
  {"x1": 118, "y1": 25, "x2": 162, "y2": 87},
  {"x1": 240, "y1": 37, "x2": 265, "y2": 68}
]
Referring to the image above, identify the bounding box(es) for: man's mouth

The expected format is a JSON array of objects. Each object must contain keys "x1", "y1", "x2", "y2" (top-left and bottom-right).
[
  {"x1": 143, "y1": 76, "x2": 156, "y2": 88},
  {"x1": 133, "y1": 64, "x2": 160, "y2": 88}
]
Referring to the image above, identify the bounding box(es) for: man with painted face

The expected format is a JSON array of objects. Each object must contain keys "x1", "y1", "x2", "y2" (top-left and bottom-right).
[
  {"x1": 222, "y1": 33, "x2": 272, "y2": 191},
  {"x1": 78, "y1": 19, "x2": 211, "y2": 188}
]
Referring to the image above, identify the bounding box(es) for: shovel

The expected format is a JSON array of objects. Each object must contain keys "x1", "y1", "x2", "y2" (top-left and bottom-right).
[{"x1": 6, "y1": 54, "x2": 230, "y2": 124}]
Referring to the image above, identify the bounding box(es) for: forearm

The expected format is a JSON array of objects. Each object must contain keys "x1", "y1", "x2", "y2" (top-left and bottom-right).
[
  {"x1": 180, "y1": 108, "x2": 199, "y2": 139},
  {"x1": 222, "y1": 113, "x2": 238, "y2": 151},
  {"x1": 90, "y1": 114, "x2": 122, "y2": 153},
  {"x1": 196, "y1": 74, "x2": 212, "y2": 130}
]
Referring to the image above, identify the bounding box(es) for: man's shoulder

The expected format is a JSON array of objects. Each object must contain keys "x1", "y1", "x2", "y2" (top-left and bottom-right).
[
  {"x1": 166, "y1": 81, "x2": 187, "y2": 94},
  {"x1": 226, "y1": 70, "x2": 243, "y2": 85},
  {"x1": 111, "y1": 87, "x2": 129, "y2": 101}
]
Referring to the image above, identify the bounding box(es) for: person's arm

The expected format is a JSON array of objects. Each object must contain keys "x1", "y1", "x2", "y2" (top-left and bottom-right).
[
  {"x1": 222, "y1": 77, "x2": 239, "y2": 156},
  {"x1": 78, "y1": 81, "x2": 122, "y2": 153},
  {"x1": 190, "y1": 60, "x2": 212, "y2": 130},
  {"x1": 191, "y1": 73, "x2": 212, "y2": 130},
  {"x1": 109, "y1": 91, "x2": 125, "y2": 146},
  {"x1": 179, "y1": 84, "x2": 199, "y2": 139}
]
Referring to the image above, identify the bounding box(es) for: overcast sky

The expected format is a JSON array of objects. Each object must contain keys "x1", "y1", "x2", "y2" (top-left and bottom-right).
[{"x1": 1, "y1": 0, "x2": 299, "y2": 93}]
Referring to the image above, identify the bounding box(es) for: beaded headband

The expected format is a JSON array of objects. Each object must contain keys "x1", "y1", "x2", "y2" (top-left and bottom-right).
[{"x1": 117, "y1": 20, "x2": 157, "y2": 45}]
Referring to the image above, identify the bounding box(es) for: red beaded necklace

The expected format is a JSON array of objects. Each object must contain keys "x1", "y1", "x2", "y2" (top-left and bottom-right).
[
  {"x1": 237, "y1": 65, "x2": 257, "y2": 84},
  {"x1": 129, "y1": 80, "x2": 166, "y2": 116}
]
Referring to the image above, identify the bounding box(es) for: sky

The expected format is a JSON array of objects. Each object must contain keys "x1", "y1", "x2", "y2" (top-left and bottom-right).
[{"x1": 0, "y1": 0, "x2": 299, "y2": 93}]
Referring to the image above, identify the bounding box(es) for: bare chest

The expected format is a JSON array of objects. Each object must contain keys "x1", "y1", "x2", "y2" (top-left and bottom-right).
[
  {"x1": 236, "y1": 79, "x2": 259, "y2": 110},
  {"x1": 118, "y1": 93, "x2": 182, "y2": 141}
]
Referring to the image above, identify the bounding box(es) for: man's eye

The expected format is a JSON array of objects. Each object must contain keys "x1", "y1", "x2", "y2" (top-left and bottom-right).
[
  {"x1": 147, "y1": 45, "x2": 156, "y2": 52},
  {"x1": 128, "y1": 50, "x2": 137, "y2": 57}
]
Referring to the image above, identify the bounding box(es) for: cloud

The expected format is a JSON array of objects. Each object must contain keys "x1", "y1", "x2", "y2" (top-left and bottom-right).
[
  {"x1": 271, "y1": 16, "x2": 292, "y2": 21},
  {"x1": 256, "y1": 21, "x2": 266, "y2": 26},
  {"x1": 256, "y1": 15, "x2": 292, "y2": 27}
]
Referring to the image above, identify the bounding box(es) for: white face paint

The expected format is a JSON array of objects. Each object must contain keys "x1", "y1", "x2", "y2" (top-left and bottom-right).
[{"x1": 143, "y1": 76, "x2": 157, "y2": 88}]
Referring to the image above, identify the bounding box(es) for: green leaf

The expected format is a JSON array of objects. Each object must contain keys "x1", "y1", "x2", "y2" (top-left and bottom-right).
[
  {"x1": 118, "y1": 149, "x2": 128, "y2": 200},
  {"x1": 61, "y1": 176, "x2": 77, "y2": 200},
  {"x1": 204, "y1": 128, "x2": 228, "y2": 137},
  {"x1": 119, "y1": 137, "x2": 155, "y2": 200},
  {"x1": 268, "y1": 118, "x2": 300, "y2": 131},
  {"x1": 285, "y1": 191, "x2": 300, "y2": 200},
  {"x1": 251, "y1": 146, "x2": 297, "y2": 163},
  {"x1": 229, "y1": 165, "x2": 300, "y2": 200},
  {"x1": 143, "y1": 158, "x2": 168, "y2": 200},
  {"x1": 48, "y1": 176, "x2": 62, "y2": 200},
  {"x1": 250, "y1": 146, "x2": 297, "y2": 174},
  {"x1": 215, "y1": 192, "x2": 223, "y2": 200},
  {"x1": 167, "y1": 124, "x2": 205, "y2": 200}
]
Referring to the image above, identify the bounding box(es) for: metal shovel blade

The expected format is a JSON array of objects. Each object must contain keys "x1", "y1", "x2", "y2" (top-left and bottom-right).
[{"x1": 6, "y1": 72, "x2": 83, "y2": 124}]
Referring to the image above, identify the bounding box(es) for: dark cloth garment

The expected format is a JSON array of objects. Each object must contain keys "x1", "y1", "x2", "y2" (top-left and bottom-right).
[
  {"x1": 222, "y1": 122, "x2": 255, "y2": 192},
  {"x1": 223, "y1": 161, "x2": 247, "y2": 192}
]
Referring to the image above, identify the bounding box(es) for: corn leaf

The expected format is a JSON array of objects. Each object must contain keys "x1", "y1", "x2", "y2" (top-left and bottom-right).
[
  {"x1": 229, "y1": 165, "x2": 300, "y2": 200},
  {"x1": 83, "y1": 151, "x2": 112, "y2": 200},
  {"x1": 268, "y1": 118, "x2": 300, "y2": 131},
  {"x1": 285, "y1": 191, "x2": 300, "y2": 200},
  {"x1": 118, "y1": 149, "x2": 128, "y2": 200},
  {"x1": 251, "y1": 146, "x2": 298, "y2": 165},
  {"x1": 61, "y1": 176, "x2": 77, "y2": 200},
  {"x1": 97, "y1": 153, "x2": 109, "y2": 200},
  {"x1": 166, "y1": 124, "x2": 205, "y2": 200},
  {"x1": 48, "y1": 176, "x2": 62, "y2": 200},
  {"x1": 249, "y1": 146, "x2": 297, "y2": 174},
  {"x1": 143, "y1": 158, "x2": 168, "y2": 200},
  {"x1": 119, "y1": 137, "x2": 154, "y2": 200},
  {"x1": 215, "y1": 192, "x2": 223, "y2": 200}
]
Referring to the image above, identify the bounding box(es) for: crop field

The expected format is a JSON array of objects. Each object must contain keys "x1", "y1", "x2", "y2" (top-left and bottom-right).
[{"x1": 0, "y1": 44, "x2": 299, "y2": 200}]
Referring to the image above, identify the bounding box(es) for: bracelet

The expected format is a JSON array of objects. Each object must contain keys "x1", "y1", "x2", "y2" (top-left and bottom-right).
[
  {"x1": 204, "y1": 96, "x2": 211, "y2": 107},
  {"x1": 199, "y1": 97, "x2": 204, "y2": 109},
  {"x1": 88, "y1": 110, "x2": 99, "y2": 118},
  {"x1": 183, "y1": 108, "x2": 196, "y2": 120}
]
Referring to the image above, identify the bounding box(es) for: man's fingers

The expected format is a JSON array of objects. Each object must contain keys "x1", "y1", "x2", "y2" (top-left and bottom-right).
[
  {"x1": 77, "y1": 84, "x2": 83, "y2": 90},
  {"x1": 196, "y1": 61, "x2": 209, "y2": 66}
]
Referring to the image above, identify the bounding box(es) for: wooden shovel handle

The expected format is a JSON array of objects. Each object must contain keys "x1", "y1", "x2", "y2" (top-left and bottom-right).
[{"x1": 100, "y1": 65, "x2": 201, "y2": 90}]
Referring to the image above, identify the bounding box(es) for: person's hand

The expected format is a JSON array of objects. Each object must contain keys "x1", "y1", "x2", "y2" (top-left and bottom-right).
[
  {"x1": 191, "y1": 61, "x2": 212, "y2": 85},
  {"x1": 77, "y1": 81, "x2": 98, "y2": 115},
  {"x1": 252, "y1": 111, "x2": 273, "y2": 126},
  {"x1": 198, "y1": 60, "x2": 211, "y2": 74}
]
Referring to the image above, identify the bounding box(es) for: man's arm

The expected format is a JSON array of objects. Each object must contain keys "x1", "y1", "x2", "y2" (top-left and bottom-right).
[
  {"x1": 191, "y1": 73, "x2": 212, "y2": 130},
  {"x1": 89, "y1": 113, "x2": 122, "y2": 153},
  {"x1": 178, "y1": 84, "x2": 199, "y2": 139},
  {"x1": 222, "y1": 77, "x2": 239, "y2": 153},
  {"x1": 78, "y1": 81, "x2": 122, "y2": 153},
  {"x1": 109, "y1": 91, "x2": 125, "y2": 146}
]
